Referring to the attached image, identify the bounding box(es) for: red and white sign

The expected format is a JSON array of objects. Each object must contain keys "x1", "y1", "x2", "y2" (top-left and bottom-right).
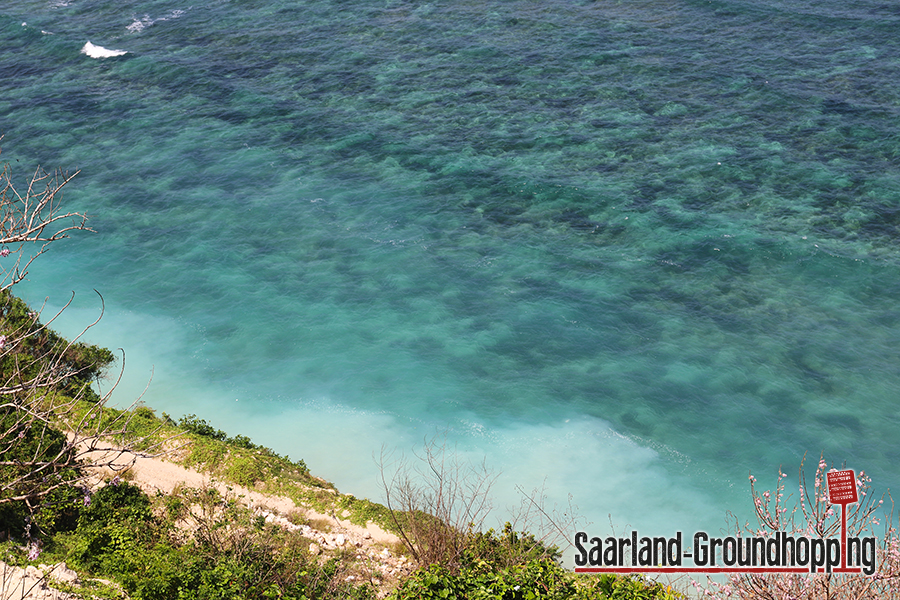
[{"x1": 827, "y1": 469, "x2": 858, "y2": 505}]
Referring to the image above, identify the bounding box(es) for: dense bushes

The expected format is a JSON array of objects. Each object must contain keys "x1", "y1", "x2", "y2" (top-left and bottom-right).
[
  {"x1": 0, "y1": 287, "x2": 121, "y2": 533},
  {"x1": 387, "y1": 521, "x2": 684, "y2": 600},
  {"x1": 60, "y1": 481, "x2": 375, "y2": 600},
  {"x1": 0, "y1": 405, "x2": 71, "y2": 494},
  {"x1": 463, "y1": 523, "x2": 562, "y2": 569},
  {"x1": 390, "y1": 560, "x2": 573, "y2": 600},
  {"x1": 390, "y1": 560, "x2": 683, "y2": 600},
  {"x1": 69, "y1": 481, "x2": 167, "y2": 592},
  {"x1": 0, "y1": 289, "x2": 115, "y2": 401}
]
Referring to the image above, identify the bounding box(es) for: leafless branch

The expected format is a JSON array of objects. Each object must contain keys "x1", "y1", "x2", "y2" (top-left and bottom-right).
[
  {"x1": 377, "y1": 434, "x2": 499, "y2": 570},
  {"x1": 0, "y1": 145, "x2": 92, "y2": 291}
]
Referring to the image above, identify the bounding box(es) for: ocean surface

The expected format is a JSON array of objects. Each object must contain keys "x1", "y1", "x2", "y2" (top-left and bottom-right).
[{"x1": 2, "y1": 0, "x2": 899, "y2": 556}]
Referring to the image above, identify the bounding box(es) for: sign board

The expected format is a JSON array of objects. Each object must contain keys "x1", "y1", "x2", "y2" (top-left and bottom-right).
[{"x1": 826, "y1": 469, "x2": 858, "y2": 505}]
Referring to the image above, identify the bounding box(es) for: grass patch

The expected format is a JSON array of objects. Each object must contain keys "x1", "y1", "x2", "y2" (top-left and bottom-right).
[{"x1": 336, "y1": 494, "x2": 398, "y2": 531}]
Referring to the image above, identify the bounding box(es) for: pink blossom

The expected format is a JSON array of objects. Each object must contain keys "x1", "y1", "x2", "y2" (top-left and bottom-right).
[
  {"x1": 0, "y1": 335, "x2": 6, "y2": 349},
  {"x1": 0, "y1": 248, "x2": 9, "y2": 258},
  {"x1": 27, "y1": 543, "x2": 40, "y2": 561}
]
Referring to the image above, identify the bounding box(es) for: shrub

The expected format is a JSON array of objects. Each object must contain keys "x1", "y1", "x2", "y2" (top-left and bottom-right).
[
  {"x1": 390, "y1": 559, "x2": 682, "y2": 600},
  {"x1": 77, "y1": 481, "x2": 151, "y2": 528},
  {"x1": 0, "y1": 289, "x2": 116, "y2": 398},
  {"x1": 463, "y1": 522, "x2": 562, "y2": 569},
  {"x1": 0, "y1": 407, "x2": 71, "y2": 494},
  {"x1": 378, "y1": 436, "x2": 498, "y2": 570},
  {"x1": 63, "y1": 482, "x2": 378, "y2": 600},
  {"x1": 579, "y1": 574, "x2": 683, "y2": 599},
  {"x1": 70, "y1": 481, "x2": 156, "y2": 575},
  {"x1": 224, "y1": 455, "x2": 266, "y2": 487},
  {"x1": 178, "y1": 414, "x2": 228, "y2": 441}
]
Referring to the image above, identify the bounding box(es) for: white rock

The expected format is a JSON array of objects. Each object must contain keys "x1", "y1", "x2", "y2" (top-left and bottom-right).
[
  {"x1": 309, "y1": 543, "x2": 321, "y2": 555},
  {"x1": 48, "y1": 562, "x2": 79, "y2": 584}
]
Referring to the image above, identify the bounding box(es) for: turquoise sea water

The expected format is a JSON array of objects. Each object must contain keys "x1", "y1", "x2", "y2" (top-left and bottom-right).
[{"x1": 2, "y1": 0, "x2": 899, "y2": 555}]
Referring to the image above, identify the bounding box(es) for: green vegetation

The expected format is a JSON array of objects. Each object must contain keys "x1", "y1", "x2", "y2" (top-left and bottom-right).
[
  {"x1": 0, "y1": 289, "x2": 115, "y2": 539},
  {"x1": 387, "y1": 520, "x2": 683, "y2": 599},
  {"x1": 40, "y1": 480, "x2": 373, "y2": 600},
  {"x1": 0, "y1": 289, "x2": 115, "y2": 402},
  {"x1": 390, "y1": 563, "x2": 682, "y2": 600}
]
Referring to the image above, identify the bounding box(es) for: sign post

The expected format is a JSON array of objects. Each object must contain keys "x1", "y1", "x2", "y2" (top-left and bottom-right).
[{"x1": 826, "y1": 469, "x2": 858, "y2": 570}]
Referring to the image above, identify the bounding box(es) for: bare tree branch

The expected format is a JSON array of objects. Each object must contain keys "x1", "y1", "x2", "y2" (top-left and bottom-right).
[
  {"x1": 377, "y1": 433, "x2": 500, "y2": 570},
  {"x1": 0, "y1": 143, "x2": 92, "y2": 291}
]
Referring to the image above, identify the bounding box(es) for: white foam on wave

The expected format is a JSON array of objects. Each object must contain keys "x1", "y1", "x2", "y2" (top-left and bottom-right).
[
  {"x1": 20, "y1": 22, "x2": 52, "y2": 35},
  {"x1": 127, "y1": 9, "x2": 187, "y2": 33},
  {"x1": 81, "y1": 41, "x2": 128, "y2": 59},
  {"x1": 127, "y1": 17, "x2": 151, "y2": 33}
]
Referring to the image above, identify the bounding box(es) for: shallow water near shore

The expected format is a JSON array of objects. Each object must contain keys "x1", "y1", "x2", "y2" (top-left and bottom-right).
[{"x1": 3, "y1": 0, "x2": 900, "y2": 555}]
